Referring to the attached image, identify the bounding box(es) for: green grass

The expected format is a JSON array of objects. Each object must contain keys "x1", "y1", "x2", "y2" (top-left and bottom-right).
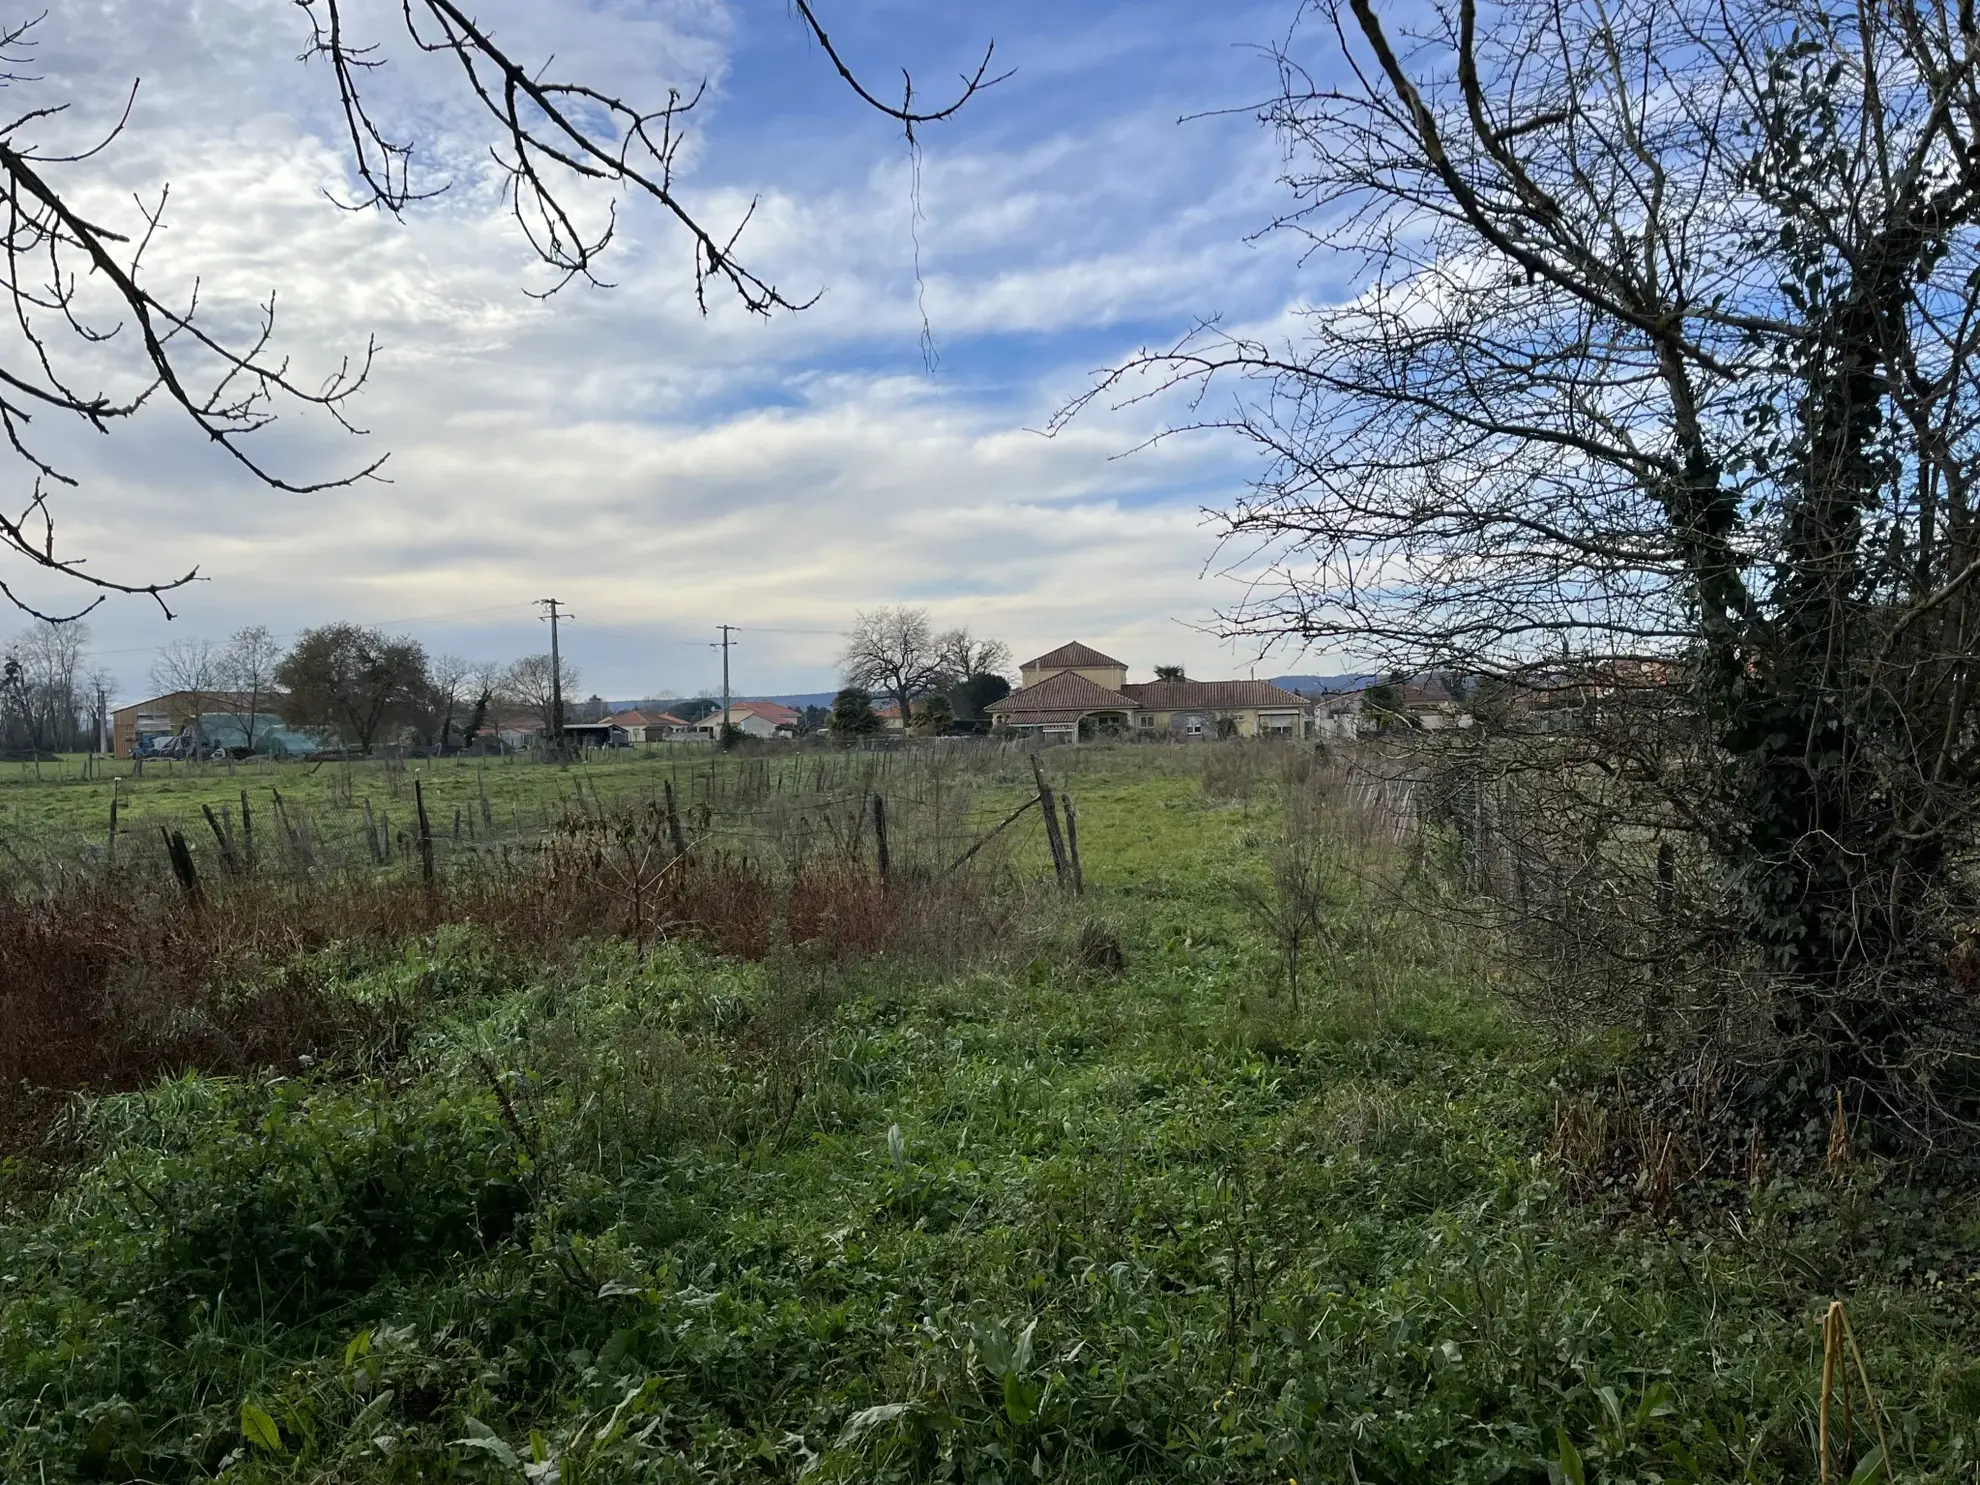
[
  {"x1": 0, "y1": 749, "x2": 721, "y2": 852},
  {"x1": 0, "y1": 745, "x2": 1024, "y2": 879},
  {"x1": 3, "y1": 755, "x2": 1978, "y2": 1482}
]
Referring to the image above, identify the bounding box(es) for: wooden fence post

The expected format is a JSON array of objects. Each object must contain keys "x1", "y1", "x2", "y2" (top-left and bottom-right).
[
  {"x1": 1063, "y1": 794, "x2": 1084, "y2": 897},
  {"x1": 162, "y1": 827, "x2": 201, "y2": 900},
  {"x1": 201, "y1": 804, "x2": 241, "y2": 876},
  {"x1": 105, "y1": 783, "x2": 120, "y2": 871},
  {"x1": 1030, "y1": 754, "x2": 1070, "y2": 890},
  {"x1": 415, "y1": 778, "x2": 436, "y2": 885},
  {"x1": 663, "y1": 778, "x2": 687, "y2": 859},
  {"x1": 873, "y1": 793, "x2": 891, "y2": 886},
  {"x1": 239, "y1": 789, "x2": 254, "y2": 870}
]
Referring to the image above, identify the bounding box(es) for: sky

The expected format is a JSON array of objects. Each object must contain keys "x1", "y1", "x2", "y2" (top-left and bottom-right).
[{"x1": 8, "y1": 0, "x2": 1348, "y2": 702}]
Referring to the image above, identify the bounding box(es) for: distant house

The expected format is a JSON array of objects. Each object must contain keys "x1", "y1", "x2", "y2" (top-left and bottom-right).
[
  {"x1": 1398, "y1": 677, "x2": 1468, "y2": 729},
  {"x1": 1125, "y1": 678, "x2": 1315, "y2": 741},
  {"x1": 987, "y1": 644, "x2": 1317, "y2": 742},
  {"x1": 876, "y1": 697, "x2": 957, "y2": 733},
  {"x1": 1311, "y1": 688, "x2": 1370, "y2": 738},
  {"x1": 1302, "y1": 676, "x2": 1479, "y2": 737},
  {"x1": 674, "y1": 699, "x2": 801, "y2": 741},
  {"x1": 473, "y1": 706, "x2": 547, "y2": 753},
  {"x1": 728, "y1": 700, "x2": 800, "y2": 738},
  {"x1": 607, "y1": 708, "x2": 689, "y2": 744}
]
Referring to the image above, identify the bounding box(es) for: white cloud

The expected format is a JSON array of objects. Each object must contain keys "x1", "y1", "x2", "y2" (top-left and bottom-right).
[{"x1": 0, "y1": 0, "x2": 1340, "y2": 696}]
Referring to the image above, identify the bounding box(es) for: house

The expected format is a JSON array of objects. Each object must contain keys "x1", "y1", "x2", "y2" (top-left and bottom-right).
[
  {"x1": 1299, "y1": 675, "x2": 1486, "y2": 737},
  {"x1": 874, "y1": 700, "x2": 923, "y2": 733},
  {"x1": 471, "y1": 706, "x2": 548, "y2": 753},
  {"x1": 726, "y1": 700, "x2": 800, "y2": 738},
  {"x1": 607, "y1": 708, "x2": 689, "y2": 744},
  {"x1": 1018, "y1": 641, "x2": 1131, "y2": 692},
  {"x1": 986, "y1": 645, "x2": 1318, "y2": 741},
  {"x1": 1124, "y1": 678, "x2": 1314, "y2": 740},
  {"x1": 675, "y1": 699, "x2": 801, "y2": 741},
  {"x1": 1310, "y1": 687, "x2": 1370, "y2": 738}
]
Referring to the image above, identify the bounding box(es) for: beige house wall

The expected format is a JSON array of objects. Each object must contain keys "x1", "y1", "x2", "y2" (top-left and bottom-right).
[
  {"x1": 1132, "y1": 706, "x2": 1307, "y2": 739},
  {"x1": 1019, "y1": 663, "x2": 1129, "y2": 692}
]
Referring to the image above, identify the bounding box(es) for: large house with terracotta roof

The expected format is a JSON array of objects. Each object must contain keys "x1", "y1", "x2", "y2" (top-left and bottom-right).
[{"x1": 988, "y1": 643, "x2": 1316, "y2": 741}]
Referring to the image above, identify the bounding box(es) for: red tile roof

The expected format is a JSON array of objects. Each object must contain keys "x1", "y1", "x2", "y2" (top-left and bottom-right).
[
  {"x1": 989, "y1": 670, "x2": 1138, "y2": 718},
  {"x1": 1122, "y1": 679, "x2": 1313, "y2": 710},
  {"x1": 1020, "y1": 641, "x2": 1127, "y2": 672},
  {"x1": 727, "y1": 699, "x2": 800, "y2": 725}
]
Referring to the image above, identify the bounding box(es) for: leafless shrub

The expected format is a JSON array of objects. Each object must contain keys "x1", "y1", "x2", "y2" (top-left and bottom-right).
[{"x1": 0, "y1": 757, "x2": 1026, "y2": 1155}]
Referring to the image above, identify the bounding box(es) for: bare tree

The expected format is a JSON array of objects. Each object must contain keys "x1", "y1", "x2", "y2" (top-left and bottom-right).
[
  {"x1": 841, "y1": 606, "x2": 945, "y2": 725},
  {"x1": 218, "y1": 624, "x2": 283, "y2": 753},
  {"x1": 501, "y1": 653, "x2": 581, "y2": 740},
  {"x1": 8, "y1": 617, "x2": 88, "y2": 749},
  {"x1": 1071, "y1": 0, "x2": 1980, "y2": 1093},
  {"x1": 82, "y1": 664, "x2": 113, "y2": 752},
  {"x1": 149, "y1": 637, "x2": 219, "y2": 746},
  {"x1": 424, "y1": 653, "x2": 479, "y2": 749},
  {"x1": 935, "y1": 628, "x2": 1014, "y2": 687},
  {"x1": 0, "y1": 8, "x2": 999, "y2": 616}
]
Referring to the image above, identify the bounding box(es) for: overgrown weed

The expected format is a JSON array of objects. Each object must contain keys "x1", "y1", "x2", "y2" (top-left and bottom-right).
[{"x1": 0, "y1": 753, "x2": 1973, "y2": 1483}]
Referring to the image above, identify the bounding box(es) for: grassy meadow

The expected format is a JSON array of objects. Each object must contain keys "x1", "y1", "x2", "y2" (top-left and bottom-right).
[
  {"x1": 1, "y1": 744, "x2": 1978, "y2": 1482},
  {"x1": 0, "y1": 749, "x2": 843, "y2": 874}
]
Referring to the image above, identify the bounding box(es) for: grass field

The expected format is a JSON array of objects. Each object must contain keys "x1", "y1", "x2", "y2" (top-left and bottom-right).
[
  {"x1": 0, "y1": 745, "x2": 1024, "y2": 880},
  {"x1": 2, "y1": 747, "x2": 1977, "y2": 1482},
  {"x1": 0, "y1": 747, "x2": 769, "y2": 844}
]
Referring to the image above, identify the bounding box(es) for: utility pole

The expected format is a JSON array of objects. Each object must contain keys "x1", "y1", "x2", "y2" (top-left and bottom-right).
[
  {"x1": 714, "y1": 624, "x2": 738, "y2": 739},
  {"x1": 96, "y1": 680, "x2": 109, "y2": 756},
  {"x1": 537, "y1": 598, "x2": 570, "y2": 752}
]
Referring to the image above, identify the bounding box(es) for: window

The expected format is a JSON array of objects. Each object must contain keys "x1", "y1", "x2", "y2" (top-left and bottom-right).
[{"x1": 1137, "y1": 714, "x2": 1155, "y2": 727}]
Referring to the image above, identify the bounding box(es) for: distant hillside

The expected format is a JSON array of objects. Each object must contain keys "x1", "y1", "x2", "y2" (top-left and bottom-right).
[
  {"x1": 1271, "y1": 674, "x2": 1377, "y2": 694},
  {"x1": 605, "y1": 693, "x2": 838, "y2": 713}
]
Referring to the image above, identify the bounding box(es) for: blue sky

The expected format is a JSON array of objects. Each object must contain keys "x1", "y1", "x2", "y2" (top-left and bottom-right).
[{"x1": 14, "y1": 0, "x2": 1348, "y2": 701}]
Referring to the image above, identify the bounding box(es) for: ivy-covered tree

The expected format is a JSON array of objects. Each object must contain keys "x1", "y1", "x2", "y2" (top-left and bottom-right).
[{"x1": 1077, "y1": 0, "x2": 1980, "y2": 1091}]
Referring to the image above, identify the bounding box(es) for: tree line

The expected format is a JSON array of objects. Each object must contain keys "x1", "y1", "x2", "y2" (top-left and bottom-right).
[{"x1": 134, "y1": 623, "x2": 589, "y2": 755}]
